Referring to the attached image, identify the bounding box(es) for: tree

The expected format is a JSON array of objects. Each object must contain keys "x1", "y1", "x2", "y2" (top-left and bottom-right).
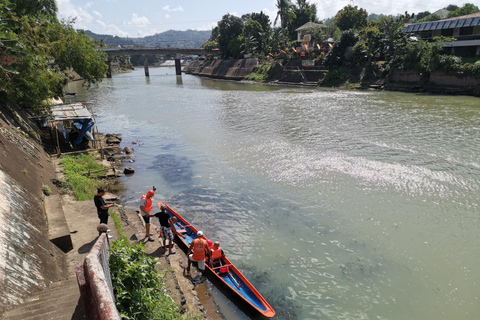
[
  {"x1": 378, "y1": 13, "x2": 412, "y2": 57},
  {"x1": 241, "y1": 11, "x2": 271, "y2": 34},
  {"x1": 9, "y1": 0, "x2": 57, "y2": 20},
  {"x1": 445, "y1": 4, "x2": 459, "y2": 11},
  {"x1": 418, "y1": 14, "x2": 441, "y2": 22},
  {"x1": 334, "y1": 5, "x2": 368, "y2": 31},
  {"x1": 0, "y1": 0, "x2": 107, "y2": 108},
  {"x1": 274, "y1": 0, "x2": 296, "y2": 29},
  {"x1": 243, "y1": 20, "x2": 263, "y2": 55},
  {"x1": 201, "y1": 39, "x2": 218, "y2": 54},
  {"x1": 288, "y1": 0, "x2": 318, "y2": 39},
  {"x1": 52, "y1": 24, "x2": 108, "y2": 86},
  {"x1": 447, "y1": 3, "x2": 480, "y2": 18},
  {"x1": 217, "y1": 14, "x2": 244, "y2": 58},
  {"x1": 415, "y1": 11, "x2": 431, "y2": 21}
]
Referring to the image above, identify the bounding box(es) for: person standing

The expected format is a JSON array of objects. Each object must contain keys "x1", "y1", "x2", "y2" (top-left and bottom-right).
[
  {"x1": 94, "y1": 188, "x2": 113, "y2": 239},
  {"x1": 155, "y1": 204, "x2": 175, "y2": 254},
  {"x1": 139, "y1": 189, "x2": 155, "y2": 241},
  {"x1": 186, "y1": 231, "x2": 211, "y2": 272}
]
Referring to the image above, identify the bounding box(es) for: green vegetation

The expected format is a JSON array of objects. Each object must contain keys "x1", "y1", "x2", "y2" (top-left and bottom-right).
[
  {"x1": 110, "y1": 209, "x2": 127, "y2": 242},
  {"x1": 334, "y1": 5, "x2": 368, "y2": 31},
  {"x1": 0, "y1": 0, "x2": 107, "y2": 109},
  {"x1": 109, "y1": 239, "x2": 182, "y2": 320},
  {"x1": 59, "y1": 153, "x2": 105, "y2": 201},
  {"x1": 447, "y1": 3, "x2": 479, "y2": 18},
  {"x1": 244, "y1": 60, "x2": 276, "y2": 82},
  {"x1": 42, "y1": 185, "x2": 51, "y2": 196}
]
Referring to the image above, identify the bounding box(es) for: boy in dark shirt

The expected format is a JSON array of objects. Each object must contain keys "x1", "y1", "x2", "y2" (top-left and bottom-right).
[
  {"x1": 155, "y1": 203, "x2": 175, "y2": 254},
  {"x1": 94, "y1": 188, "x2": 114, "y2": 239}
]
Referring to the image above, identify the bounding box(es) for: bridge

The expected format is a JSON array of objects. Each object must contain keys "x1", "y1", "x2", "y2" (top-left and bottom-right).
[
  {"x1": 102, "y1": 47, "x2": 205, "y2": 77},
  {"x1": 102, "y1": 47, "x2": 204, "y2": 56}
]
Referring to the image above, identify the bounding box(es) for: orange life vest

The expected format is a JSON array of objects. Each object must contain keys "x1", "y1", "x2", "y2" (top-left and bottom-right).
[
  {"x1": 192, "y1": 238, "x2": 207, "y2": 260},
  {"x1": 211, "y1": 247, "x2": 222, "y2": 261},
  {"x1": 141, "y1": 194, "x2": 153, "y2": 212}
]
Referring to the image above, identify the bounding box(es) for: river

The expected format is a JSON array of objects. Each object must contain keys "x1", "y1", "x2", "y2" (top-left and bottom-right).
[{"x1": 66, "y1": 67, "x2": 480, "y2": 320}]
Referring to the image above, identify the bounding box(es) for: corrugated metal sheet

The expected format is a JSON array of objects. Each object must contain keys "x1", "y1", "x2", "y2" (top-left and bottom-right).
[
  {"x1": 404, "y1": 16, "x2": 480, "y2": 32},
  {"x1": 50, "y1": 103, "x2": 92, "y2": 121},
  {"x1": 464, "y1": 18, "x2": 473, "y2": 27}
]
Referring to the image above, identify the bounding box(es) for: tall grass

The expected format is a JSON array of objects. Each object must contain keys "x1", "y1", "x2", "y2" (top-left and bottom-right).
[{"x1": 60, "y1": 153, "x2": 106, "y2": 201}]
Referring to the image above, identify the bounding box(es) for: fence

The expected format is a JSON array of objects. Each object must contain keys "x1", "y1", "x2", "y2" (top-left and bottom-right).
[{"x1": 75, "y1": 233, "x2": 120, "y2": 320}]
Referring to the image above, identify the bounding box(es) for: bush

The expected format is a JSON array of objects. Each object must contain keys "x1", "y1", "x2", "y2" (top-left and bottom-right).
[
  {"x1": 42, "y1": 185, "x2": 52, "y2": 196},
  {"x1": 321, "y1": 66, "x2": 352, "y2": 86},
  {"x1": 244, "y1": 60, "x2": 275, "y2": 82},
  {"x1": 109, "y1": 239, "x2": 181, "y2": 320},
  {"x1": 324, "y1": 30, "x2": 358, "y2": 68}
]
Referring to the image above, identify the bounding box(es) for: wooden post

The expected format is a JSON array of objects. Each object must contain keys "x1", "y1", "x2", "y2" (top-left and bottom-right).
[
  {"x1": 144, "y1": 58, "x2": 149, "y2": 77},
  {"x1": 174, "y1": 53, "x2": 182, "y2": 75}
]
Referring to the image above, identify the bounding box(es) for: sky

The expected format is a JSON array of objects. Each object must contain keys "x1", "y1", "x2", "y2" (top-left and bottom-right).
[{"x1": 57, "y1": 0, "x2": 459, "y2": 38}]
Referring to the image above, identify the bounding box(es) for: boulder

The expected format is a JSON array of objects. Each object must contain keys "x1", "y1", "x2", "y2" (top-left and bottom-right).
[
  {"x1": 106, "y1": 137, "x2": 121, "y2": 145},
  {"x1": 124, "y1": 147, "x2": 134, "y2": 154},
  {"x1": 124, "y1": 167, "x2": 135, "y2": 174}
]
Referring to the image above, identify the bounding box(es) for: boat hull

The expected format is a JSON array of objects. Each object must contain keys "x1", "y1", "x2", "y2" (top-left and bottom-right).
[{"x1": 159, "y1": 202, "x2": 275, "y2": 318}]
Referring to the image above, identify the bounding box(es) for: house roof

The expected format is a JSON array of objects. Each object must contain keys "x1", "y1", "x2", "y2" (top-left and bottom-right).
[
  {"x1": 50, "y1": 103, "x2": 93, "y2": 121},
  {"x1": 403, "y1": 13, "x2": 480, "y2": 33},
  {"x1": 295, "y1": 22, "x2": 323, "y2": 31}
]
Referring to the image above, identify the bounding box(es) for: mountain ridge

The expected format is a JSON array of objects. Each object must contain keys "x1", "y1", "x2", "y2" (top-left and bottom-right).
[{"x1": 83, "y1": 29, "x2": 211, "y2": 48}]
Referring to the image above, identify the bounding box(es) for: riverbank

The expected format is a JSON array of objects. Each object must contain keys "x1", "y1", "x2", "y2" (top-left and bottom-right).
[{"x1": 185, "y1": 59, "x2": 480, "y2": 97}]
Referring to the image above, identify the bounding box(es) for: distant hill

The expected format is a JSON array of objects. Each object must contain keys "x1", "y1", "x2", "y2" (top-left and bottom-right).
[{"x1": 83, "y1": 29, "x2": 211, "y2": 48}]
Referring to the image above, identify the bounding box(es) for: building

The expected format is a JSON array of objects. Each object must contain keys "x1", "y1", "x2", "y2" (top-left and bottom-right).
[
  {"x1": 403, "y1": 12, "x2": 480, "y2": 57},
  {"x1": 295, "y1": 22, "x2": 324, "y2": 50}
]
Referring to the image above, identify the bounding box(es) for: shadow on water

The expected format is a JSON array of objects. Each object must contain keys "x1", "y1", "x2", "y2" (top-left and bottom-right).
[{"x1": 148, "y1": 153, "x2": 195, "y2": 189}]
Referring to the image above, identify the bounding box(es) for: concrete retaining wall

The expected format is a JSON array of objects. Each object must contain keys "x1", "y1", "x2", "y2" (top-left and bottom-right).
[
  {"x1": 386, "y1": 69, "x2": 480, "y2": 96},
  {"x1": 184, "y1": 59, "x2": 258, "y2": 80},
  {"x1": 387, "y1": 69, "x2": 422, "y2": 84},
  {"x1": 429, "y1": 71, "x2": 480, "y2": 87},
  {"x1": 0, "y1": 121, "x2": 68, "y2": 314}
]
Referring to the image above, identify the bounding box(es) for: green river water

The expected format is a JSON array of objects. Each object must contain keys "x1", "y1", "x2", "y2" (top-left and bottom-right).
[{"x1": 66, "y1": 67, "x2": 480, "y2": 320}]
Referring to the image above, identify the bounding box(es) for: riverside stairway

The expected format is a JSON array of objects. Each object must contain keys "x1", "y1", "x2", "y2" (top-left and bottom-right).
[{"x1": 1, "y1": 277, "x2": 86, "y2": 320}]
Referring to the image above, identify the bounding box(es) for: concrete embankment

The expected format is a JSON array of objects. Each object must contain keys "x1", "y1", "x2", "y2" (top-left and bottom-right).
[
  {"x1": 0, "y1": 107, "x2": 69, "y2": 315},
  {"x1": 184, "y1": 58, "x2": 258, "y2": 80},
  {"x1": 386, "y1": 69, "x2": 480, "y2": 96},
  {"x1": 184, "y1": 58, "x2": 327, "y2": 85}
]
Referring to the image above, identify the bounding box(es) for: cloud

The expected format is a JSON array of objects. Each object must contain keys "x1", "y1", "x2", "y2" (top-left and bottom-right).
[
  {"x1": 162, "y1": 5, "x2": 184, "y2": 12},
  {"x1": 96, "y1": 20, "x2": 129, "y2": 37},
  {"x1": 195, "y1": 21, "x2": 217, "y2": 31},
  {"x1": 125, "y1": 14, "x2": 150, "y2": 28},
  {"x1": 92, "y1": 10, "x2": 102, "y2": 18},
  {"x1": 165, "y1": 14, "x2": 170, "y2": 19},
  {"x1": 56, "y1": 0, "x2": 94, "y2": 27}
]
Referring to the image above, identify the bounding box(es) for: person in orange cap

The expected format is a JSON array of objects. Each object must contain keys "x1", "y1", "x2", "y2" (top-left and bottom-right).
[{"x1": 139, "y1": 189, "x2": 155, "y2": 241}]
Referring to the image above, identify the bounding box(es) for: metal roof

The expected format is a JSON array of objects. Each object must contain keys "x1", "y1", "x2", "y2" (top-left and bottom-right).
[
  {"x1": 403, "y1": 15, "x2": 480, "y2": 33},
  {"x1": 50, "y1": 103, "x2": 92, "y2": 121}
]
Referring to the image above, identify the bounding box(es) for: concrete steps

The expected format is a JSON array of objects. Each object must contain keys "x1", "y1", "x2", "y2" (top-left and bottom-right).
[{"x1": 2, "y1": 277, "x2": 86, "y2": 320}]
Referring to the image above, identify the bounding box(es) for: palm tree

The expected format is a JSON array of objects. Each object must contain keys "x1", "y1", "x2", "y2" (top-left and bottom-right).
[{"x1": 274, "y1": 0, "x2": 296, "y2": 29}]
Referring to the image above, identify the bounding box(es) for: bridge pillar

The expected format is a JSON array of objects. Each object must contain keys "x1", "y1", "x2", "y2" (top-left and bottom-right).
[
  {"x1": 174, "y1": 53, "x2": 182, "y2": 75},
  {"x1": 106, "y1": 58, "x2": 112, "y2": 78},
  {"x1": 144, "y1": 58, "x2": 149, "y2": 77}
]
